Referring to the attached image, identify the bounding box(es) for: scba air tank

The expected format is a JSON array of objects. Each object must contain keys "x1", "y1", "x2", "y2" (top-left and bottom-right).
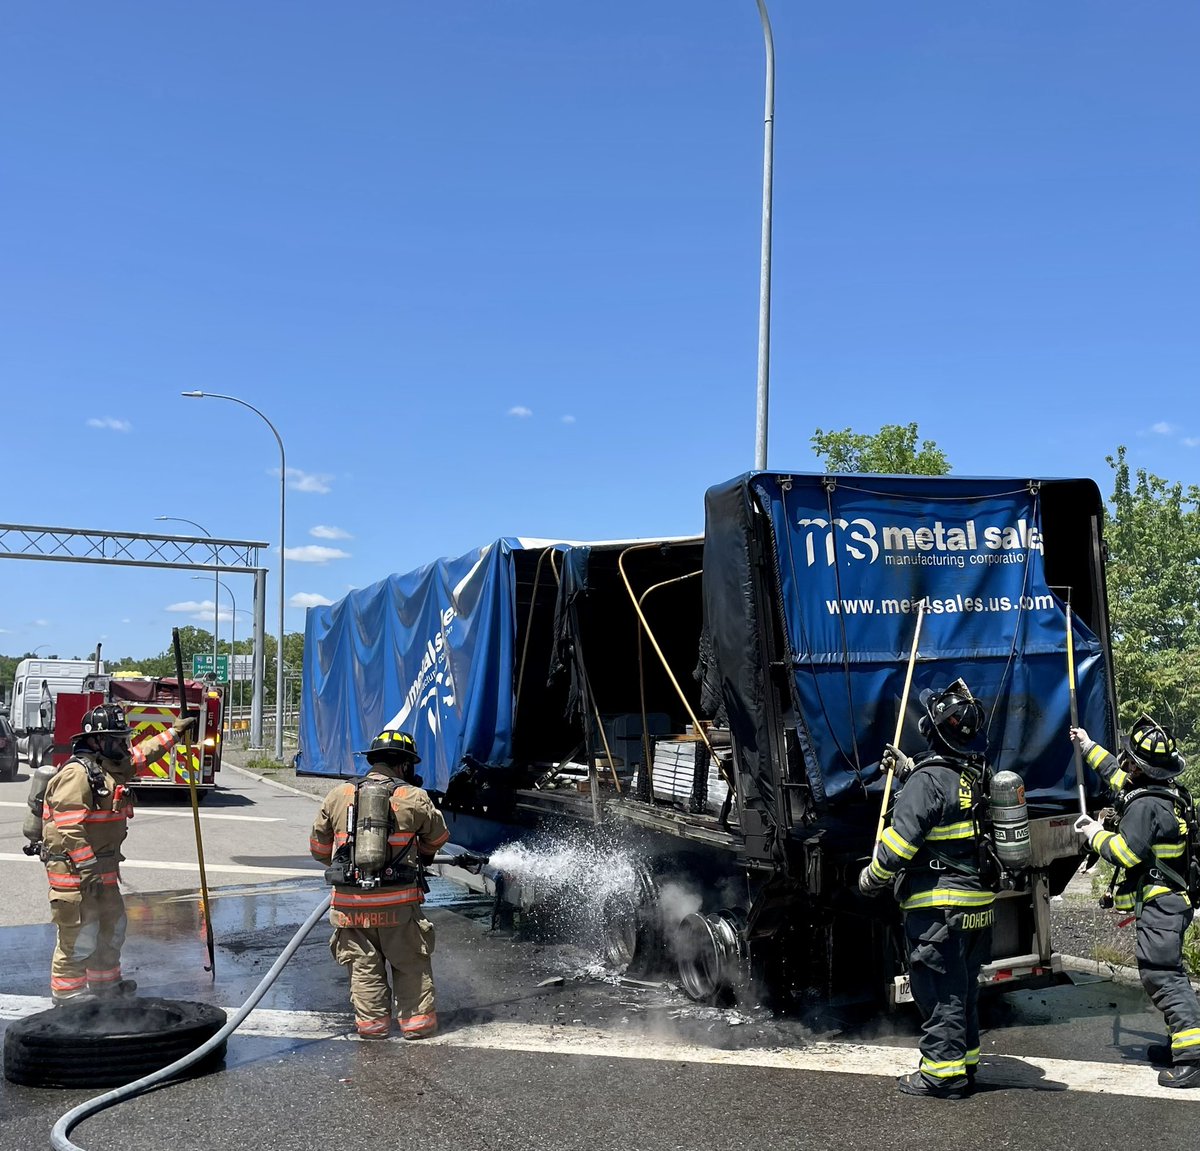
[
  {"x1": 353, "y1": 781, "x2": 394, "y2": 878},
  {"x1": 22, "y1": 761, "x2": 58, "y2": 848},
  {"x1": 989, "y1": 770, "x2": 1032, "y2": 870}
]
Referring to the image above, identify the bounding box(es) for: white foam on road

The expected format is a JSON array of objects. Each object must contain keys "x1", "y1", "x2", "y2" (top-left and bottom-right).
[{"x1": 0, "y1": 993, "x2": 1192, "y2": 1101}]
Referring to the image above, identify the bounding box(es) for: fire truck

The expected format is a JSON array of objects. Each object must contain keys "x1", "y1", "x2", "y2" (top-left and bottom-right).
[{"x1": 49, "y1": 672, "x2": 224, "y2": 794}]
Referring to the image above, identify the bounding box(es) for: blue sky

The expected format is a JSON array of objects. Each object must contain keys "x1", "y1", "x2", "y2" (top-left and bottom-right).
[{"x1": 2, "y1": 2, "x2": 1197, "y2": 662}]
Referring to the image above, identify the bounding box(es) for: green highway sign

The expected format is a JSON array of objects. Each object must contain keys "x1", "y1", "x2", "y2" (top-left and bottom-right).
[{"x1": 192, "y1": 653, "x2": 230, "y2": 681}]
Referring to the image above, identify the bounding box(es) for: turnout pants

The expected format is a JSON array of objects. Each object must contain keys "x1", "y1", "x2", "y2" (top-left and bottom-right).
[
  {"x1": 905, "y1": 906, "x2": 993, "y2": 1086},
  {"x1": 331, "y1": 904, "x2": 437, "y2": 1038},
  {"x1": 49, "y1": 887, "x2": 128, "y2": 1000},
  {"x1": 1137, "y1": 895, "x2": 1200, "y2": 1065}
]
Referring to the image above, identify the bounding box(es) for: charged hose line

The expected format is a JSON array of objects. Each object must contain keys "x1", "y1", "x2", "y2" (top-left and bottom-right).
[{"x1": 51, "y1": 892, "x2": 333, "y2": 1151}]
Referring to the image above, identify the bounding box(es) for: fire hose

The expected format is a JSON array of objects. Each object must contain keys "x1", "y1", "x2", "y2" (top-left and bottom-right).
[{"x1": 50, "y1": 850, "x2": 488, "y2": 1151}]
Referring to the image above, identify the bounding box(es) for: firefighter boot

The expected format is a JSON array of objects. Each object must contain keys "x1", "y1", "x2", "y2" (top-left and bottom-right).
[
  {"x1": 1158, "y1": 1062, "x2": 1200, "y2": 1089},
  {"x1": 1147, "y1": 1043, "x2": 1172, "y2": 1067},
  {"x1": 52, "y1": 992, "x2": 99, "y2": 1008},
  {"x1": 94, "y1": 979, "x2": 138, "y2": 998},
  {"x1": 896, "y1": 1071, "x2": 969, "y2": 1100}
]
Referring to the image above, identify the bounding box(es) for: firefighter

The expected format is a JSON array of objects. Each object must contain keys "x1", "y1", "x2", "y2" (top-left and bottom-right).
[
  {"x1": 40, "y1": 703, "x2": 195, "y2": 1003},
  {"x1": 310, "y1": 728, "x2": 450, "y2": 1039},
  {"x1": 1071, "y1": 717, "x2": 1200, "y2": 1088},
  {"x1": 858, "y1": 678, "x2": 994, "y2": 1098}
]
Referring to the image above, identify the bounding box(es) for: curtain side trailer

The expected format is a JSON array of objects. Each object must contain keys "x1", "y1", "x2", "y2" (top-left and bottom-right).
[{"x1": 301, "y1": 472, "x2": 1117, "y2": 1009}]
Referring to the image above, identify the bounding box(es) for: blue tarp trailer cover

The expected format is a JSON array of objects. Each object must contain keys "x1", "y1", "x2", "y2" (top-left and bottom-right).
[
  {"x1": 701, "y1": 472, "x2": 1115, "y2": 819},
  {"x1": 300, "y1": 539, "x2": 545, "y2": 791}
]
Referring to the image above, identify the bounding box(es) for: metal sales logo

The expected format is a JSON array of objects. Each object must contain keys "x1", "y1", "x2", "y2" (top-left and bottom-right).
[
  {"x1": 387, "y1": 605, "x2": 458, "y2": 738},
  {"x1": 793, "y1": 516, "x2": 1044, "y2": 567}
]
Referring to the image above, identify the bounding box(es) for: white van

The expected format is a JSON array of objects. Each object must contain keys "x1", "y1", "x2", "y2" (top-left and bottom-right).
[{"x1": 9, "y1": 657, "x2": 105, "y2": 764}]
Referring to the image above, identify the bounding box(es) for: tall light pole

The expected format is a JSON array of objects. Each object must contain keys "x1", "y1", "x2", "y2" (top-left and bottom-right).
[
  {"x1": 754, "y1": 0, "x2": 775, "y2": 471},
  {"x1": 182, "y1": 391, "x2": 286, "y2": 759},
  {"x1": 157, "y1": 515, "x2": 219, "y2": 678}
]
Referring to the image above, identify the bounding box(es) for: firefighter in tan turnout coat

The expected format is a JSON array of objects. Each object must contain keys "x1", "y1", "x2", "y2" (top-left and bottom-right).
[
  {"x1": 310, "y1": 728, "x2": 450, "y2": 1039},
  {"x1": 37, "y1": 703, "x2": 195, "y2": 1003}
]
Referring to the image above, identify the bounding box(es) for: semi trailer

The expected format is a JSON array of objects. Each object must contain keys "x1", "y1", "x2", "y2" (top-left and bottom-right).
[{"x1": 298, "y1": 470, "x2": 1115, "y2": 1009}]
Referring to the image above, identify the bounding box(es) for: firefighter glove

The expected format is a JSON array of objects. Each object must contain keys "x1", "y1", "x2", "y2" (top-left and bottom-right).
[
  {"x1": 171, "y1": 715, "x2": 197, "y2": 738},
  {"x1": 1074, "y1": 814, "x2": 1103, "y2": 845},
  {"x1": 1070, "y1": 726, "x2": 1094, "y2": 752},
  {"x1": 858, "y1": 865, "x2": 885, "y2": 897},
  {"x1": 882, "y1": 743, "x2": 914, "y2": 779}
]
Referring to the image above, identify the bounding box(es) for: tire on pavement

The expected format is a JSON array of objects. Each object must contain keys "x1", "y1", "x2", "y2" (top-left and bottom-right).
[{"x1": 3, "y1": 997, "x2": 228, "y2": 1088}]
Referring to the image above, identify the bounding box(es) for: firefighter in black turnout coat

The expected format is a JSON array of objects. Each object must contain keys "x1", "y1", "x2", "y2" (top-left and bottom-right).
[
  {"x1": 1071, "y1": 717, "x2": 1200, "y2": 1088},
  {"x1": 858, "y1": 679, "x2": 994, "y2": 1098}
]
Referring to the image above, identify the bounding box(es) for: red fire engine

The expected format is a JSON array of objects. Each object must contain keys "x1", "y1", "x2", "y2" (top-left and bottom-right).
[{"x1": 49, "y1": 672, "x2": 224, "y2": 793}]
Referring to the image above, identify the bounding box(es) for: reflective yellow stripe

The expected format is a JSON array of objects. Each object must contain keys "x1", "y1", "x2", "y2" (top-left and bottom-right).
[
  {"x1": 881, "y1": 828, "x2": 917, "y2": 859},
  {"x1": 926, "y1": 821, "x2": 974, "y2": 841},
  {"x1": 1173, "y1": 1029, "x2": 1200, "y2": 1052},
  {"x1": 901, "y1": 888, "x2": 995, "y2": 911},
  {"x1": 869, "y1": 859, "x2": 894, "y2": 882},
  {"x1": 1108, "y1": 836, "x2": 1141, "y2": 868},
  {"x1": 1085, "y1": 745, "x2": 1108, "y2": 770},
  {"x1": 1157, "y1": 844, "x2": 1185, "y2": 859},
  {"x1": 919, "y1": 1057, "x2": 967, "y2": 1078},
  {"x1": 1094, "y1": 830, "x2": 1140, "y2": 868}
]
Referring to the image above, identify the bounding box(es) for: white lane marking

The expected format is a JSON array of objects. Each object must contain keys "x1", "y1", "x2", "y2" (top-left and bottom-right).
[
  {"x1": 0, "y1": 801, "x2": 281, "y2": 823},
  {"x1": 0, "y1": 853, "x2": 318, "y2": 878},
  {"x1": 0, "y1": 993, "x2": 1190, "y2": 1101}
]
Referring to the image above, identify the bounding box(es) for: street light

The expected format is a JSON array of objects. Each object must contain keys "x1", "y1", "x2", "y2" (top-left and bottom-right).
[
  {"x1": 182, "y1": 390, "x2": 286, "y2": 760},
  {"x1": 157, "y1": 515, "x2": 219, "y2": 678},
  {"x1": 753, "y1": 0, "x2": 775, "y2": 471}
]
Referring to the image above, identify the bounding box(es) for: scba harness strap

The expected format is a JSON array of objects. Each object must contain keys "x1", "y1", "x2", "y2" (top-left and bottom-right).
[
  {"x1": 324, "y1": 777, "x2": 425, "y2": 890},
  {"x1": 907, "y1": 754, "x2": 1001, "y2": 887}
]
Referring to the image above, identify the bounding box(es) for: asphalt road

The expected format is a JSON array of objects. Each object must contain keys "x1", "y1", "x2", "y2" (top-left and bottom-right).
[{"x1": 3, "y1": 760, "x2": 1200, "y2": 1150}]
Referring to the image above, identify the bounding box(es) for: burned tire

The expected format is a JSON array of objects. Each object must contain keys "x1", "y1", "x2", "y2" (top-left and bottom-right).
[{"x1": 3, "y1": 997, "x2": 227, "y2": 1089}]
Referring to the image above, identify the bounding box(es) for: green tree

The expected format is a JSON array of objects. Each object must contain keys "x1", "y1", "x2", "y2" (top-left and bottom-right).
[
  {"x1": 1104, "y1": 446, "x2": 1200, "y2": 781},
  {"x1": 811, "y1": 422, "x2": 951, "y2": 475}
]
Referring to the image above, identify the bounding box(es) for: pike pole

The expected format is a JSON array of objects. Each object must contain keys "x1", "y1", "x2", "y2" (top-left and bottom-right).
[
  {"x1": 875, "y1": 599, "x2": 927, "y2": 846},
  {"x1": 173, "y1": 628, "x2": 216, "y2": 976},
  {"x1": 1065, "y1": 602, "x2": 1088, "y2": 817}
]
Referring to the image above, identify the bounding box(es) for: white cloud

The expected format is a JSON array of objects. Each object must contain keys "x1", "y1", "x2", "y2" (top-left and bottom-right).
[
  {"x1": 166, "y1": 600, "x2": 213, "y2": 614},
  {"x1": 164, "y1": 599, "x2": 222, "y2": 624},
  {"x1": 561, "y1": 414, "x2": 576, "y2": 424},
  {"x1": 508, "y1": 406, "x2": 533, "y2": 418},
  {"x1": 121, "y1": 618, "x2": 132, "y2": 624},
  {"x1": 1151, "y1": 421, "x2": 1175, "y2": 436},
  {"x1": 284, "y1": 545, "x2": 350, "y2": 564},
  {"x1": 290, "y1": 591, "x2": 334, "y2": 609},
  {"x1": 284, "y1": 467, "x2": 333, "y2": 494},
  {"x1": 34, "y1": 619, "x2": 49, "y2": 627},
  {"x1": 310, "y1": 525, "x2": 352, "y2": 540},
  {"x1": 86, "y1": 416, "x2": 132, "y2": 433},
  {"x1": 1183, "y1": 437, "x2": 1200, "y2": 449}
]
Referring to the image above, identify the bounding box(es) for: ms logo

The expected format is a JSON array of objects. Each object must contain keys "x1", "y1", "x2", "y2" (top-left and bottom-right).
[
  {"x1": 795, "y1": 517, "x2": 880, "y2": 566},
  {"x1": 388, "y1": 612, "x2": 459, "y2": 742}
]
